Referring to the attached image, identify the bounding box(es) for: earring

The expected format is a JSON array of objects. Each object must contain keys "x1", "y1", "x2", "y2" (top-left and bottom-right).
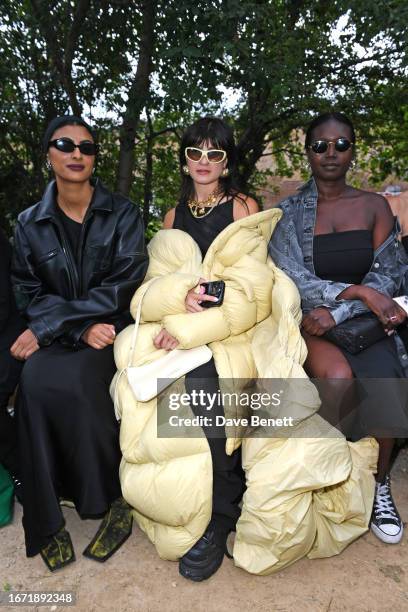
[
  {"x1": 349, "y1": 160, "x2": 356, "y2": 170},
  {"x1": 182, "y1": 165, "x2": 190, "y2": 175},
  {"x1": 46, "y1": 159, "x2": 52, "y2": 171},
  {"x1": 221, "y1": 168, "x2": 229, "y2": 177}
]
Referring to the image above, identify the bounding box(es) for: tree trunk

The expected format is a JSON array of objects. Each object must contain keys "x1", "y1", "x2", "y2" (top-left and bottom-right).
[
  {"x1": 143, "y1": 114, "x2": 153, "y2": 228},
  {"x1": 116, "y1": 0, "x2": 157, "y2": 196},
  {"x1": 235, "y1": 106, "x2": 302, "y2": 190},
  {"x1": 30, "y1": 0, "x2": 90, "y2": 116},
  {"x1": 236, "y1": 124, "x2": 269, "y2": 190}
]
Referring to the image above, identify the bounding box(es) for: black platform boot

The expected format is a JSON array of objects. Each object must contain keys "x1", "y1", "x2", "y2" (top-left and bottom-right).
[{"x1": 179, "y1": 520, "x2": 230, "y2": 582}]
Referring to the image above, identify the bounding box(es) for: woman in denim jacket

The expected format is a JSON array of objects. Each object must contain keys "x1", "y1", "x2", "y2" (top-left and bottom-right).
[{"x1": 269, "y1": 112, "x2": 408, "y2": 546}]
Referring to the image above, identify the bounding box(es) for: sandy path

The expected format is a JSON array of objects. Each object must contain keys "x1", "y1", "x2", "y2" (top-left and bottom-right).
[{"x1": 1, "y1": 449, "x2": 407, "y2": 612}]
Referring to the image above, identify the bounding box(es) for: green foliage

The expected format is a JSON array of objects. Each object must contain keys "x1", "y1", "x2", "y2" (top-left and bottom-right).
[
  {"x1": 0, "y1": 0, "x2": 408, "y2": 235},
  {"x1": 145, "y1": 218, "x2": 162, "y2": 242}
]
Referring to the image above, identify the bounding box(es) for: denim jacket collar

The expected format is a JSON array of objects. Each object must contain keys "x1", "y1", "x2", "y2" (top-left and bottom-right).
[{"x1": 289, "y1": 176, "x2": 401, "y2": 265}]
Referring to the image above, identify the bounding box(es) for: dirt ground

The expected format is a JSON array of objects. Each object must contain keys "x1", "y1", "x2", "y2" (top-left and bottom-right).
[{"x1": 1, "y1": 448, "x2": 408, "y2": 612}]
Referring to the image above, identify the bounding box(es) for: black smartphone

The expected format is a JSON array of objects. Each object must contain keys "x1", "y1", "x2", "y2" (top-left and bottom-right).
[{"x1": 199, "y1": 280, "x2": 225, "y2": 308}]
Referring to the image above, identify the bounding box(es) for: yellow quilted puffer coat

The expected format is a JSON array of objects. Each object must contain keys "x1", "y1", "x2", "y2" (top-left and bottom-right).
[{"x1": 112, "y1": 209, "x2": 377, "y2": 574}]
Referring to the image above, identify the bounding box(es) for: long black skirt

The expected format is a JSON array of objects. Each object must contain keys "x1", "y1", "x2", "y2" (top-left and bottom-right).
[
  {"x1": 0, "y1": 318, "x2": 25, "y2": 474},
  {"x1": 339, "y1": 335, "x2": 408, "y2": 439},
  {"x1": 16, "y1": 343, "x2": 121, "y2": 557}
]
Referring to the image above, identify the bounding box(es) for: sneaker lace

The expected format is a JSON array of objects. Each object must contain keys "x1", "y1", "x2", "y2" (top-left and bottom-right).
[{"x1": 374, "y1": 478, "x2": 398, "y2": 521}]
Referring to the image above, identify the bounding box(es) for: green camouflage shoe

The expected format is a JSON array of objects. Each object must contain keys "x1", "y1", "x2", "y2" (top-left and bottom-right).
[
  {"x1": 40, "y1": 527, "x2": 75, "y2": 572},
  {"x1": 83, "y1": 497, "x2": 133, "y2": 562}
]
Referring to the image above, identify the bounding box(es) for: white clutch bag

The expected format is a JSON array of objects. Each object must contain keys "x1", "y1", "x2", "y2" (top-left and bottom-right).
[
  {"x1": 114, "y1": 280, "x2": 212, "y2": 411},
  {"x1": 126, "y1": 345, "x2": 212, "y2": 402}
]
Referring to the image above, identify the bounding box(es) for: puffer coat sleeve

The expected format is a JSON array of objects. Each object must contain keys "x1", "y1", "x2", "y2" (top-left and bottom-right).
[{"x1": 129, "y1": 217, "x2": 279, "y2": 348}]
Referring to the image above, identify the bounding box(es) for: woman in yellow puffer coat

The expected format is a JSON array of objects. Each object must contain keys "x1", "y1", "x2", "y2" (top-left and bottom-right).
[
  {"x1": 140, "y1": 117, "x2": 260, "y2": 582},
  {"x1": 112, "y1": 118, "x2": 377, "y2": 580}
]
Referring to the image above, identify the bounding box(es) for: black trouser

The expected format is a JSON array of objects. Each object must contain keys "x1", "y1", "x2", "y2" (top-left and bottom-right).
[
  {"x1": 185, "y1": 358, "x2": 245, "y2": 533},
  {"x1": 0, "y1": 322, "x2": 25, "y2": 475}
]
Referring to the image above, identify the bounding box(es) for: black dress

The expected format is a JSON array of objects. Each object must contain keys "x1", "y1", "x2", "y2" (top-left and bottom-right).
[
  {"x1": 313, "y1": 230, "x2": 408, "y2": 437},
  {"x1": 17, "y1": 209, "x2": 121, "y2": 557},
  {"x1": 0, "y1": 229, "x2": 25, "y2": 476},
  {"x1": 173, "y1": 199, "x2": 245, "y2": 532},
  {"x1": 174, "y1": 198, "x2": 235, "y2": 258}
]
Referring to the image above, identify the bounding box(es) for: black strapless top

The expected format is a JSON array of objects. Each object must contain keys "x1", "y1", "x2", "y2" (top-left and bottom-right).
[
  {"x1": 173, "y1": 199, "x2": 234, "y2": 257},
  {"x1": 313, "y1": 229, "x2": 373, "y2": 284},
  {"x1": 402, "y1": 235, "x2": 408, "y2": 255}
]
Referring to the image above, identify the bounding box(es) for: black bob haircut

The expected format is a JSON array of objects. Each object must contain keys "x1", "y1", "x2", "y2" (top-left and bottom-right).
[{"x1": 178, "y1": 116, "x2": 244, "y2": 207}]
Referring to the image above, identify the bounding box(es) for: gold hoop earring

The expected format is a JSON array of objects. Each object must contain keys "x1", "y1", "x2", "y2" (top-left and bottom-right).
[
  {"x1": 221, "y1": 168, "x2": 229, "y2": 177},
  {"x1": 349, "y1": 160, "x2": 356, "y2": 170},
  {"x1": 182, "y1": 165, "x2": 190, "y2": 175}
]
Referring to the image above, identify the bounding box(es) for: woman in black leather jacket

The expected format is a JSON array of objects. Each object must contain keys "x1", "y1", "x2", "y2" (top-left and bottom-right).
[{"x1": 11, "y1": 115, "x2": 149, "y2": 571}]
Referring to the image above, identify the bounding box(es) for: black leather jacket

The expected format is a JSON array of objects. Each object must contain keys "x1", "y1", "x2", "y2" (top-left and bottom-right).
[{"x1": 12, "y1": 179, "x2": 149, "y2": 348}]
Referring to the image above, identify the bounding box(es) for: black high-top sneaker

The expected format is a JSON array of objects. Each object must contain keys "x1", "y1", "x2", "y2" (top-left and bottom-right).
[{"x1": 370, "y1": 475, "x2": 403, "y2": 544}]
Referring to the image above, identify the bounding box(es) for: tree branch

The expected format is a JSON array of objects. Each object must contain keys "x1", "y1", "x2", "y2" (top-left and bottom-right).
[
  {"x1": 63, "y1": 0, "x2": 91, "y2": 114},
  {"x1": 30, "y1": 0, "x2": 91, "y2": 114},
  {"x1": 152, "y1": 126, "x2": 180, "y2": 138},
  {"x1": 116, "y1": 0, "x2": 157, "y2": 195}
]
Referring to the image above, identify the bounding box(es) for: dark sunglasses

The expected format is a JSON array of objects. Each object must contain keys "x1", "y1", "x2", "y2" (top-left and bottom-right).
[
  {"x1": 308, "y1": 138, "x2": 353, "y2": 154},
  {"x1": 48, "y1": 137, "x2": 99, "y2": 156}
]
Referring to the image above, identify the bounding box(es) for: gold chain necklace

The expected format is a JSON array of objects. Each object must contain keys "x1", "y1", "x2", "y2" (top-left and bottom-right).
[{"x1": 187, "y1": 188, "x2": 223, "y2": 219}]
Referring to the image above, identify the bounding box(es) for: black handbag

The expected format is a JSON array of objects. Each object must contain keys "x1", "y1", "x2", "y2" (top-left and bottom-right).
[{"x1": 325, "y1": 313, "x2": 386, "y2": 355}]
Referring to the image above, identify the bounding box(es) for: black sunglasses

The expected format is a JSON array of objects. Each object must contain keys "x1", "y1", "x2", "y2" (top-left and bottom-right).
[
  {"x1": 48, "y1": 137, "x2": 99, "y2": 156},
  {"x1": 309, "y1": 138, "x2": 353, "y2": 154}
]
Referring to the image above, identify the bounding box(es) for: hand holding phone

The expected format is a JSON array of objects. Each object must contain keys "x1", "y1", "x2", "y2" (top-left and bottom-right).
[
  {"x1": 199, "y1": 281, "x2": 225, "y2": 308},
  {"x1": 185, "y1": 279, "x2": 225, "y2": 313}
]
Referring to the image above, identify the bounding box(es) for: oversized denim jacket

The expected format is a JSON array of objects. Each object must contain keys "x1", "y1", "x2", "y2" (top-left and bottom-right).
[{"x1": 268, "y1": 178, "x2": 408, "y2": 371}]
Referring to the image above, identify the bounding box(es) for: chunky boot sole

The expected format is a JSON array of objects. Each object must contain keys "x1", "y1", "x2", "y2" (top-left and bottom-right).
[
  {"x1": 179, "y1": 550, "x2": 225, "y2": 582},
  {"x1": 179, "y1": 520, "x2": 230, "y2": 581}
]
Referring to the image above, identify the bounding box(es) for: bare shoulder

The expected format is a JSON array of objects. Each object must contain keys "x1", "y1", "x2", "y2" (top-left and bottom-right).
[
  {"x1": 233, "y1": 194, "x2": 260, "y2": 220},
  {"x1": 370, "y1": 192, "x2": 394, "y2": 223},
  {"x1": 358, "y1": 189, "x2": 390, "y2": 212},
  {"x1": 353, "y1": 188, "x2": 393, "y2": 223},
  {"x1": 163, "y1": 208, "x2": 176, "y2": 229},
  {"x1": 355, "y1": 189, "x2": 394, "y2": 246}
]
